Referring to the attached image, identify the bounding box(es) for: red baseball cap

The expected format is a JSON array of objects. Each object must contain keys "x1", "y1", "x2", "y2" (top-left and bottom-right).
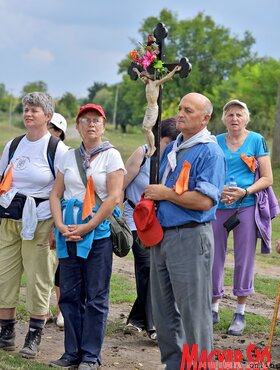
[
  {"x1": 133, "y1": 196, "x2": 163, "y2": 247},
  {"x1": 76, "y1": 103, "x2": 106, "y2": 122}
]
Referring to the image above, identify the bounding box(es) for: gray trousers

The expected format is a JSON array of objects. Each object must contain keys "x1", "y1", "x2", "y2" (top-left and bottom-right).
[{"x1": 150, "y1": 223, "x2": 214, "y2": 370}]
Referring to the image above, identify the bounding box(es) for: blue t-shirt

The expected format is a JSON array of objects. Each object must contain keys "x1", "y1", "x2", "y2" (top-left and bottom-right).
[
  {"x1": 157, "y1": 142, "x2": 226, "y2": 227},
  {"x1": 217, "y1": 131, "x2": 269, "y2": 209}
]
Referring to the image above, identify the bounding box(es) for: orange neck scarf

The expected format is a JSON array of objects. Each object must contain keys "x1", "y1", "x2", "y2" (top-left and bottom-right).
[
  {"x1": 174, "y1": 161, "x2": 191, "y2": 195},
  {"x1": 82, "y1": 175, "x2": 96, "y2": 220}
]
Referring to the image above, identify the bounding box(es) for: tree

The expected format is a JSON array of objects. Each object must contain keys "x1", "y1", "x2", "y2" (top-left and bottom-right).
[
  {"x1": 55, "y1": 92, "x2": 79, "y2": 121},
  {"x1": 93, "y1": 88, "x2": 114, "y2": 123},
  {"x1": 87, "y1": 82, "x2": 108, "y2": 101},
  {"x1": 209, "y1": 58, "x2": 280, "y2": 136},
  {"x1": 0, "y1": 83, "x2": 9, "y2": 112},
  {"x1": 272, "y1": 82, "x2": 280, "y2": 168},
  {"x1": 21, "y1": 81, "x2": 48, "y2": 96},
  {"x1": 0, "y1": 83, "x2": 7, "y2": 98},
  {"x1": 117, "y1": 10, "x2": 257, "y2": 127}
]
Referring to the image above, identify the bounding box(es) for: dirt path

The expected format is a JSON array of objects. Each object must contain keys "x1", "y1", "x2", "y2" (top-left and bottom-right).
[{"x1": 13, "y1": 256, "x2": 280, "y2": 369}]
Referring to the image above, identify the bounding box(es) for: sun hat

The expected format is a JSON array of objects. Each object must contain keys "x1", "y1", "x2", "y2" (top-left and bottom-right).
[
  {"x1": 223, "y1": 99, "x2": 248, "y2": 112},
  {"x1": 133, "y1": 195, "x2": 163, "y2": 247},
  {"x1": 50, "y1": 112, "x2": 67, "y2": 134},
  {"x1": 76, "y1": 103, "x2": 106, "y2": 123}
]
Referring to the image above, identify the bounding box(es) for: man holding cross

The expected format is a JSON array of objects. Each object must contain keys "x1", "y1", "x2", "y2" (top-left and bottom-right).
[{"x1": 143, "y1": 92, "x2": 225, "y2": 369}]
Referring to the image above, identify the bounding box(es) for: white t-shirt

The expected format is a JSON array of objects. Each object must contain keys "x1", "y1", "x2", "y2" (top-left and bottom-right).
[
  {"x1": 0, "y1": 132, "x2": 69, "y2": 220},
  {"x1": 59, "y1": 148, "x2": 125, "y2": 202}
]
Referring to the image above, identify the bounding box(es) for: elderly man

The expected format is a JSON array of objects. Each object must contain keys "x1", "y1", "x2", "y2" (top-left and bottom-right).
[{"x1": 143, "y1": 92, "x2": 225, "y2": 369}]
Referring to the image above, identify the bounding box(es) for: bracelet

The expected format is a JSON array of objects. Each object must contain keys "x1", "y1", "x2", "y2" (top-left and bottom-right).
[{"x1": 241, "y1": 188, "x2": 248, "y2": 199}]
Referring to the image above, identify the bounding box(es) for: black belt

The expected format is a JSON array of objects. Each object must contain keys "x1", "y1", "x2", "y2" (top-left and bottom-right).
[{"x1": 162, "y1": 221, "x2": 208, "y2": 231}]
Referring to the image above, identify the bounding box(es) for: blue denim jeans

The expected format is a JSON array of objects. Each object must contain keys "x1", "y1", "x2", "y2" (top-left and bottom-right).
[{"x1": 59, "y1": 238, "x2": 113, "y2": 364}]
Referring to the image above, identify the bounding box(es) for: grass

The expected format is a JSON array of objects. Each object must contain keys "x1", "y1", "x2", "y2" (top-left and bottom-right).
[
  {"x1": 0, "y1": 351, "x2": 51, "y2": 369},
  {"x1": 224, "y1": 267, "x2": 279, "y2": 299},
  {"x1": 109, "y1": 273, "x2": 136, "y2": 304},
  {"x1": 214, "y1": 308, "x2": 279, "y2": 336}
]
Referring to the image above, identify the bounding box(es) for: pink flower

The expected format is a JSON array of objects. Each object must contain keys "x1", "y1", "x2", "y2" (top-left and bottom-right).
[{"x1": 141, "y1": 49, "x2": 157, "y2": 69}]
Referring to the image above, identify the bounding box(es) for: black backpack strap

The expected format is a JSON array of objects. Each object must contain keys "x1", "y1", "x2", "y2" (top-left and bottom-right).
[
  {"x1": 8, "y1": 134, "x2": 26, "y2": 163},
  {"x1": 140, "y1": 145, "x2": 148, "y2": 168},
  {"x1": 47, "y1": 135, "x2": 60, "y2": 178},
  {"x1": 1, "y1": 134, "x2": 25, "y2": 182},
  {"x1": 127, "y1": 199, "x2": 136, "y2": 209}
]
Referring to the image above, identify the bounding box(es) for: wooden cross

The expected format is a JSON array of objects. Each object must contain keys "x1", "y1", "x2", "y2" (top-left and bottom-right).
[{"x1": 128, "y1": 22, "x2": 191, "y2": 184}]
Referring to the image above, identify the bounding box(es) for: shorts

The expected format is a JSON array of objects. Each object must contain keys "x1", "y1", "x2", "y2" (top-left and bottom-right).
[{"x1": 0, "y1": 218, "x2": 57, "y2": 315}]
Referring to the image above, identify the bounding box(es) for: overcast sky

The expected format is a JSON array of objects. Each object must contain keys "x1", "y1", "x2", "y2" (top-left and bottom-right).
[{"x1": 0, "y1": 0, "x2": 279, "y2": 98}]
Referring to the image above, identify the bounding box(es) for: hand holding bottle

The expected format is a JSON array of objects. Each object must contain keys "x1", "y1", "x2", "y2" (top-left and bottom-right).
[
  {"x1": 222, "y1": 176, "x2": 237, "y2": 208},
  {"x1": 221, "y1": 175, "x2": 247, "y2": 207}
]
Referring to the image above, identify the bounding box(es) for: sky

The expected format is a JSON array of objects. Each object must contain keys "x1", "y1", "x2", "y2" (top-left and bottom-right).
[{"x1": 0, "y1": 0, "x2": 279, "y2": 98}]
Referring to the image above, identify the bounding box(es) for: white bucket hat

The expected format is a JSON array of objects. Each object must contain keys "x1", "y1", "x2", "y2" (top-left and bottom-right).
[{"x1": 50, "y1": 112, "x2": 67, "y2": 134}]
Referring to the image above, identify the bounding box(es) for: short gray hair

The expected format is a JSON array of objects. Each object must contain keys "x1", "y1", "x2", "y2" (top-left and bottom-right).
[{"x1": 22, "y1": 92, "x2": 54, "y2": 116}]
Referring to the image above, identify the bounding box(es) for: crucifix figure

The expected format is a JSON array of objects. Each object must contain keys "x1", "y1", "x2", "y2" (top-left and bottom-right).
[
  {"x1": 133, "y1": 66, "x2": 181, "y2": 157},
  {"x1": 128, "y1": 23, "x2": 191, "y2": 184}
]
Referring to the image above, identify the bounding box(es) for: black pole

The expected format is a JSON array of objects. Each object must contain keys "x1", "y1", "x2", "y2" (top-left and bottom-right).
[{"x1": 149, "y1": 23, "x2": 168, "y2": 184}]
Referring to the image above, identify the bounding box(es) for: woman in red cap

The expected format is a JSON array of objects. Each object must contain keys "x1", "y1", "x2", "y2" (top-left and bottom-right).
[{"x1": 49, "y1": 104, "x2": 125, "y2": 370}]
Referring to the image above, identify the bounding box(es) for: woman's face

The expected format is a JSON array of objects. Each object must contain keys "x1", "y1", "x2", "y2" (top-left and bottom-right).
[
  {"x1": 76, "y1": 111, "x2": 105, "y2": 143},
  {"x1": 23, "y1": 104, "x2": 50, "y2": 129},
  {"x1": 223, "y1": 106, "x2": 249, "y2": 133},
  {"x1": 47, "y1": 123, "x2": 62, "y2": 139}
]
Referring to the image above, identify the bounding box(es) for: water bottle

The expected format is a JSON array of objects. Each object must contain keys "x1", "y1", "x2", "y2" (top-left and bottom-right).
[{"x1": 225, "y1": 175, "x2": 237, "y2": 208}]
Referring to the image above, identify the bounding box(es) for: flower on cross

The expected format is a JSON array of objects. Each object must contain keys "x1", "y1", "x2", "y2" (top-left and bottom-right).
[{"x1": 129, "y1": 35, "x2": 167, "y2": 77}]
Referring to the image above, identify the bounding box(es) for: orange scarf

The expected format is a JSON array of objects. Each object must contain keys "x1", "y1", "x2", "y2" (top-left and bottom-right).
[
  {"x1": 174, "y1": 161, "x2": 191, "y2": 195},
  {"x1": 0, "y1": 164, "x2": 13, "y2": 195},
  {"x1": 241, "y1": 153, "x2": 256, "y2": 173},
  {"x1": 82, "y1": 175, "x2": 96, "y2": 220}
]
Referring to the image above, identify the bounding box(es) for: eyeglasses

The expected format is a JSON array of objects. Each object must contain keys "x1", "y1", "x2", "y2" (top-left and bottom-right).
[{"x1": 79, "y1": 117, "x2": 103, "y2": 126}]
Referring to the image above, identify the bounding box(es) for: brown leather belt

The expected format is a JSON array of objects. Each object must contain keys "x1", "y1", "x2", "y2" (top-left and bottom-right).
[{"x1": 162, "y1": 221, "x2": 208, "y2": 231}]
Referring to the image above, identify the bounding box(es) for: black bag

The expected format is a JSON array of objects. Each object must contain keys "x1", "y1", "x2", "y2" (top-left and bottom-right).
[
  {"x1": 0, "y1": 193, "x2": 27, "y2": 220},
  {"x1": 223, "y1": 211, "x2": 240, "y2": 232},
  {"x1": 222, "y1": 193, "x2": 246, "y2": 233}
]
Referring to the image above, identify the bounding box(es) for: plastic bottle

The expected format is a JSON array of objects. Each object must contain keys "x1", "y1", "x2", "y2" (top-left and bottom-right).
[{"x1": 225, "y1": 175, "x2": 237, "y2": 208}]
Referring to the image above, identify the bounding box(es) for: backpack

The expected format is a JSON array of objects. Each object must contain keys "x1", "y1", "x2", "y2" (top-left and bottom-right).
[{"x1": 5, "y1": 134, "x2": 60, "y2": 179}]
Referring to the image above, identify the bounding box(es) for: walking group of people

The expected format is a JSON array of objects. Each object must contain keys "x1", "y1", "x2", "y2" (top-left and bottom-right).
[{"x1": 0, "y1": 91, "x2": 278, "y2": 370}]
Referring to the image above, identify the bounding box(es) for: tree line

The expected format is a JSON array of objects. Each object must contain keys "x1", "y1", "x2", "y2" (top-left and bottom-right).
[{"x1": 1, "y1": 10, "x2": 280, "y2": 165}]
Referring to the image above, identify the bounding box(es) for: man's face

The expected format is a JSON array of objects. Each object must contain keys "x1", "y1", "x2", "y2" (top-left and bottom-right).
[{"x1": 176, "y1": 94, "x2": 209, "y2": 139}]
